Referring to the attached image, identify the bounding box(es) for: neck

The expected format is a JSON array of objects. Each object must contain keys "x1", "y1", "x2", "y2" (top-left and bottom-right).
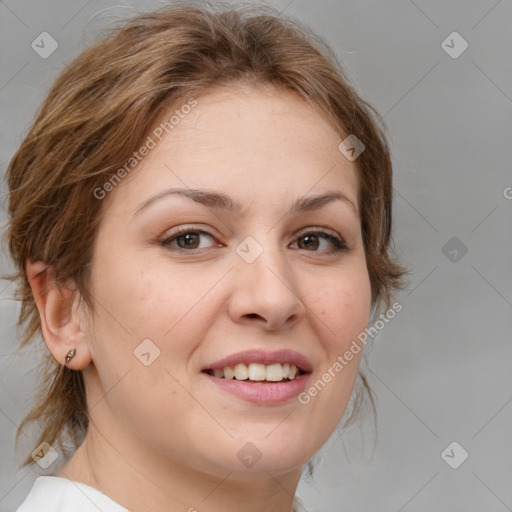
[{"x1": 55, "y1": 421, "x2": 302, "y2": 512}]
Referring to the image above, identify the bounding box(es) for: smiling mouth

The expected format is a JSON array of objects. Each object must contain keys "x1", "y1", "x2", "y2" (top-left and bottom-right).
[{"x1": 202, "y1": 362, "x2": 307, "y2": 383}]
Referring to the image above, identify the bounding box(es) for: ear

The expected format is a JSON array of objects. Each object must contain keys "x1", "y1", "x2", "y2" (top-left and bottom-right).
[{"x1": 25, "y1": 259, "x2": 91, "y2": 369}]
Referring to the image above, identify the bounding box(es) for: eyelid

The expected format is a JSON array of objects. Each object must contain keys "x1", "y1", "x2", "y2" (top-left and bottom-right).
[
  {"x1": 159, "y1": 226, "x2": 219, "y2": 249},
  {"x1": 159, "y1": 225, "x2": 348, "y2": 254},
  {"x1": 295, "y1": 226, "x2": 343, "y2": 241}
]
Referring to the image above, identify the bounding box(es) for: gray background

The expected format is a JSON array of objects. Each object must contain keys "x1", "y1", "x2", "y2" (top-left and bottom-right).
[{"x1": 1, "y1": 1, "x2": 511, "y2": 511}]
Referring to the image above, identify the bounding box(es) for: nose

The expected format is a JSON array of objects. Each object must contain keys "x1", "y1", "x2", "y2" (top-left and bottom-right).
[{"x1": 227, "y1": 236, "x2": 306, "y2": 331}]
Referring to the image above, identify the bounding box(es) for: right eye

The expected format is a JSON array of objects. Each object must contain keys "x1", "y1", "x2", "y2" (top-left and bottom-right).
[{"x1": 159, "y1": 227, "x2": 219, "y2": 253}]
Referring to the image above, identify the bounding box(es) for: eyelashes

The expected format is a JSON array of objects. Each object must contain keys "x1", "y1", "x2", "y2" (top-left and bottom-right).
[
  {"x1": 160, "y1": 228, "x2": 218, "y2": 252},
  {"x1": 292, "y1": 230, "x2": 348, "y2": 252},
  {"x1": 159, "y1": 227, "x2": 349, "y2": 255}
]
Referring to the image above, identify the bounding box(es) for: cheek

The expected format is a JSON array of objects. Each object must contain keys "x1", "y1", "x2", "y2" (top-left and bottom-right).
[
  {"x1": 89, "y1": 244, "x2": 188, "y2": 334},
  {"x1": 313, "y1": 266, "x2": 372, "y2": 348},
  {"x1": 294, "y1": 267, "x2": 371, "y2": 451},
  {"x1": 88, "y1": 254, "x2": 225, "y2": 374}
]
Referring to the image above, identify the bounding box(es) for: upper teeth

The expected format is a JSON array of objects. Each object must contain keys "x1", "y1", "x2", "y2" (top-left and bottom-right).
[{"x1": 212, "y1": 363, "x2": 299, "y2": 381}]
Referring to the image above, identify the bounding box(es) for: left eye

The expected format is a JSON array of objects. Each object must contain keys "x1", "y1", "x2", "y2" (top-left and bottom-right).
[
  {"x1": 291, "y1": 230, "x2": 347, "y2": 253},
  {"x1": 160, "y1": 228, "x2": 347, "y2": 253}
]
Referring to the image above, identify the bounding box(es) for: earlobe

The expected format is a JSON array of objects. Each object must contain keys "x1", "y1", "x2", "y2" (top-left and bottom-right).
[
  {"x1": 61, "y1": 330, "x2": 90, "y2": 369},
  {"x1": 25, "y1": 259, "x2": 91, "y2": 369}
]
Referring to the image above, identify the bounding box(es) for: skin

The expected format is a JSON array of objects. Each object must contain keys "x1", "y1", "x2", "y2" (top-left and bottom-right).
[{"x1": 26, "y1": 83, "x2": 372, "y2": 512}]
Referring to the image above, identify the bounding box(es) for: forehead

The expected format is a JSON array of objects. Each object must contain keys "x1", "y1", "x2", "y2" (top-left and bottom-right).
[
  {"x1": 106, "y1": 83, "x2": 359, "y2": 217},
  {"x1": 166, "y1": 83, "x2": 348, "y2": 161}
]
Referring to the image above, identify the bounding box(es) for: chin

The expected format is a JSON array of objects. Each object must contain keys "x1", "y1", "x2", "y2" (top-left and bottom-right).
[{"x1": 223, "y1": 428, "x2": 317, "y2": 475}]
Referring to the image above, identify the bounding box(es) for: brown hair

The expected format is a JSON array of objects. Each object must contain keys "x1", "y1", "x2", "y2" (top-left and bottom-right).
[{"x1": 3, "y1": 1, "x2": 408, "y2": 473}]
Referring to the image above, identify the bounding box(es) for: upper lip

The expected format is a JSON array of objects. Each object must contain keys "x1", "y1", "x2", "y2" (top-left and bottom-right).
[{"x1": 202, "y1": 349, "x2": 313, "y2": 373}]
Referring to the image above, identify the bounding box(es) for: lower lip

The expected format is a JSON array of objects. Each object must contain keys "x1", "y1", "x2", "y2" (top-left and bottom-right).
[{"x1": 202, "y1": 372, "x2": 310, "y2": 404}]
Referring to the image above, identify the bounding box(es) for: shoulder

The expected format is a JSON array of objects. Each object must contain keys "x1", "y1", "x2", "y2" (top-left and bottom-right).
[{"x1": 16, "y1": 476, "x2": 129, "y2": 512}]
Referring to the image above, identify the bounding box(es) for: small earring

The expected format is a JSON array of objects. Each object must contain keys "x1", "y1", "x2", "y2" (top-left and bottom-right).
[{"x1": 65, "y1": 348, "x2": 76, "y2": 365}]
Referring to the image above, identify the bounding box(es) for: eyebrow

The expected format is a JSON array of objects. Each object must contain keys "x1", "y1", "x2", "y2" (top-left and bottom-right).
[{"x1": 133, "y1": 187, "x2": 359, "y2": 218}]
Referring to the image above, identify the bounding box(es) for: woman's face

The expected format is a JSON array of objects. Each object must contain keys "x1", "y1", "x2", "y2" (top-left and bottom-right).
[{"x1": 83, "y1": 83, "x2": 372, "y2": 478}]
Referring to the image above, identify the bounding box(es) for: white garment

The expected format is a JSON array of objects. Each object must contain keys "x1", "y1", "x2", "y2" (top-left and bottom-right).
[
  {"x1": 16, "y1": 475, "x2": 309, "y2": 511},
  {"x1": 16, "y1": 476, "x2": 129, "y2": 512}
]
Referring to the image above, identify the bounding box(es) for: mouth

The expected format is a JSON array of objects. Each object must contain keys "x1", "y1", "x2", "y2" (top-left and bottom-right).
[
  {"x1": 200, "y1": 349, "x2": 313, "y2": 403},
  {"x1": 202, "y1": 362, "x2": 308, "y2": 383}
]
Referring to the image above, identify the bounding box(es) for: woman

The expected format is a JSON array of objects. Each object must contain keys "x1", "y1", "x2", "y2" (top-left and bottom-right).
[{"x1": 6, "y1": 2, "x2": 407, "y2": 510}]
